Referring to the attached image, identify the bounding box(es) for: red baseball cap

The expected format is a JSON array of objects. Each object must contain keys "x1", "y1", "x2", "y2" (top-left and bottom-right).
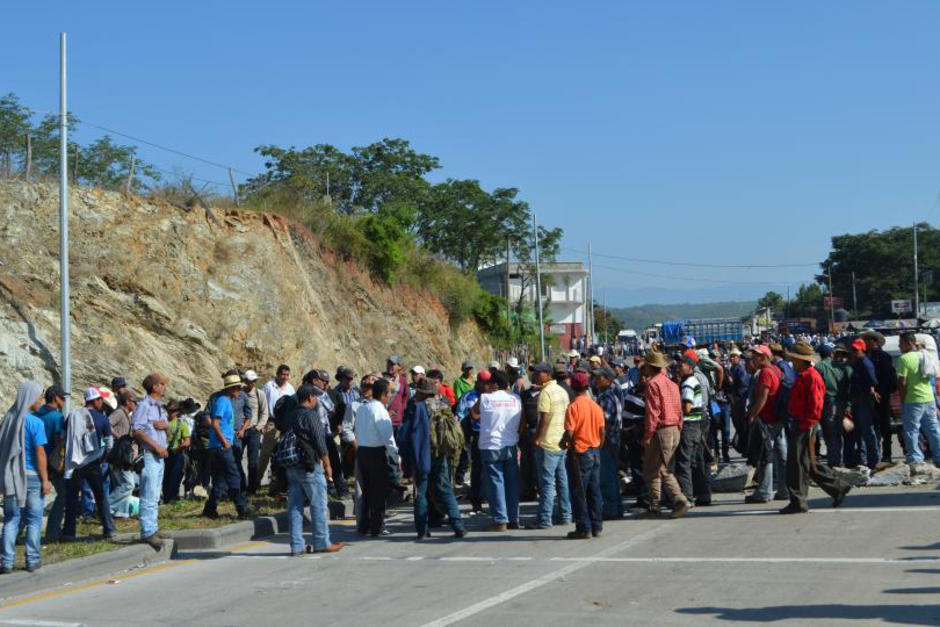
[
  {"x1": 683, "y1": 349, "x2": 700, "y2": 363},
  {"x1": 571, "y1": 371, "x2": 590, "y2": 390},
  {"x1": 477, "y1": 369, "x2": 492, "y2": 383},
  {"x1": 852, "y1": 338, "x2": 867, "y2": 351},
  {"x1": 751, "y1": 345, "x2": 772, "y2": 359}
]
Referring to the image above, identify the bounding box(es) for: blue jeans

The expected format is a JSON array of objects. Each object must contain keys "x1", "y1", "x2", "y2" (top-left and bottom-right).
[
  {"x1": 535, "y1": 447, "x2": 571, "y2": 527},
  {"x1": 2, "y1": 474, "x2": 43, "y2": 570},
  {"x1": 754, "y1": 421, "x2": 787, "y2": 501},
  {"x1": 567, "y1": 448, "x2": 602, "y2": 534},
  {"x1": 110, "y1": 467, "x2": 137, "y2": 519},
  {"x1": 413, "y1": 458, "x2": 464, "y2": 535},
  {"x1": 139, "y1": 452, "x2": 164, "y2": 539},
  {"x1": 850, "y1": 396, "x2": 879, "y2": 469},
  {"x1": 481, "y1": 445, "x2": 519, "y2": 524},
  {"x1": 903, "y1": 402, "x2": 940, "y2": 465},
  {"x1": 287, "y1": 465, "x2": 330, "y2": 552},
  {"x1": 599, "y1": 448, "x2": 624, "y2": 518}
]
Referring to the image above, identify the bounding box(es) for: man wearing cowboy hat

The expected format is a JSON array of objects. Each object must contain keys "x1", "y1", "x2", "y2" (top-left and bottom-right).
[
  {"x1": 639, "y1": 352, "x2": 690, "y2": 519},
  {"x1": 202, "y1": 373, "x2": 252, "y2": 520},
  {"x1": 399, "y1": 378, "x2": 467, "y2": 540},
  {"x1": 780, "y1": 342, "x2": 852, "y2": 513}
]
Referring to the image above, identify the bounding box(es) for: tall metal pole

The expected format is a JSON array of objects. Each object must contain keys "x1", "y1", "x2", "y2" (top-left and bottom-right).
[
  {"x1": 852, "y1": 271, "x2": 858, "y2": 319},
  {"x1": 506, "y1": 236, "x2": 511, "y2": 349},
  {"x1": 603, "y1": 289, "x2": 608, "y2": 346},
  {"x1": 533, "y1": 213, "x2": 545, "y2": 362},
  {"x1": 914, "y1": 223, "x2": 920, "y2": 320},
  {"x1": 59, "y1": 32, "x2": 71, "y2": 414},
  {"x1": 588, "y1": 241, "x2": 594, "y2": 347}
]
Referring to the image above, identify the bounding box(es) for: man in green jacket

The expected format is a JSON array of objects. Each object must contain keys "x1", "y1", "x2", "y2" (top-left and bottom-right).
[{"x1": 815, "y1": 344, "x2": 853, "y2": 467}]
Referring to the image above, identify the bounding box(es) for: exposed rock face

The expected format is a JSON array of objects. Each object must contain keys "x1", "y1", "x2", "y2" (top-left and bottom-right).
[{"x1": 0, "y1": 181, "x2": 490, "y2": 403}]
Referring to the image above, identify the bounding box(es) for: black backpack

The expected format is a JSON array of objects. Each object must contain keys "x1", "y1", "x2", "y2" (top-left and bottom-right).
[
  {"x1": 109, "y1": 435, "x2": 136, "y2": 471},
  {"x1": 772, "y1": 365, "x2": 794, "y2": 422},
  {"x1": 273, "y1": 394, "x2": 298, "y2": 432}
]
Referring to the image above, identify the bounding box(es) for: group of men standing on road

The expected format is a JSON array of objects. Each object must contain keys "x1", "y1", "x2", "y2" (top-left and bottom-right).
[{"x1": 6, "y1": 327, "x2": 940, "y2": 570}]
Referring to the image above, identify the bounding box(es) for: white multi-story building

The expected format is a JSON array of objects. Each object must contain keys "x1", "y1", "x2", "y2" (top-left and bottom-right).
[{"x1": 476, "y1": 261, "x2": 589, "y2": 351}]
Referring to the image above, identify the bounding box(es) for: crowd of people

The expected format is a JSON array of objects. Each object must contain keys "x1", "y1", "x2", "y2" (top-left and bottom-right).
[{"x1": 2, "y1": 327, "x2": 940, "y2": 570}]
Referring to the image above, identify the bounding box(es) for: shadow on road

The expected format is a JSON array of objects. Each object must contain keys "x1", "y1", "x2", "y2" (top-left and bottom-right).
[
  {"x1": 900, "y1": 542, "x2": 940, "y2": 551},
  {"x1": 883, "y1": 587, "x2": 940, "y2": 595},
  {"x1": 676, "y1": 604, "x2": 940, "y2": 625}
]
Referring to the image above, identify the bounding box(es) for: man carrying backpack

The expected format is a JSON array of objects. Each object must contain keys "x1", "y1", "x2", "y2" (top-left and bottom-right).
[
  {"x1": 283, "y1": 384, "x2": 345, "y2": 555},
  {"x1": 399, "y1": 378, "x2": 467, "y2": 540},
  {"x1": 744, "y1": 346, "x2": 788, "y2": 504}
]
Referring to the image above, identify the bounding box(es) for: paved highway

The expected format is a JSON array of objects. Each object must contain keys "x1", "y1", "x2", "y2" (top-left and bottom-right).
[{"x1": 1, "y1": 484, "x2": 938, "y2": 626}]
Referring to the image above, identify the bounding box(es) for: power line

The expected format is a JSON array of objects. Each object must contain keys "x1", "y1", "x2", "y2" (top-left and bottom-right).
[
  {"x1": 41, "y1": 112, "x2": 255, "y2": 177},
  {"x1": 589, "y1": 262, "x2": 804, "y2": 287},
  {"x1": 562, "y1": 246, "x2": 819, "y2": 269}
]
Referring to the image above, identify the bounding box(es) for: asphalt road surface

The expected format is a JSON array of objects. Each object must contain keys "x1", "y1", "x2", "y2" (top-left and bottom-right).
[{"x1": 1, "y1": 483, "x2": 939, "y2": 626}]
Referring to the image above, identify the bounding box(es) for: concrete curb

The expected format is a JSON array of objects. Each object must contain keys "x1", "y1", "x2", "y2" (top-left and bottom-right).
[
  {"x1": 168, "y1": 513, "x2": 293, "y2": 550},
  {"x1": 0, "y1": 539, "x2": 175, "y2": 603}
]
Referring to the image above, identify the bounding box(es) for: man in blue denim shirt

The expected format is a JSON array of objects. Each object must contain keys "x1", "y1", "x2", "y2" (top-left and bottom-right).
[
  {"x1": 593, "y1": 367, "x2": 624, "y2": 519},
  {"x1": 132, "y1": 373, "x2": 170, "y2": 549}
]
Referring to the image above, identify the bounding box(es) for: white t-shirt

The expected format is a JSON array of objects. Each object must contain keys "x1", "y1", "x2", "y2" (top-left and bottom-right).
[{"x1": 478, "y1": 390, "x2": 522, "y2": 451}]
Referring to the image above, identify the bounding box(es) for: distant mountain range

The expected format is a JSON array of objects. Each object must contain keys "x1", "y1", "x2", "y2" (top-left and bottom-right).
[{"x1": 609, "y1": 300, "x2": 757, "y2": 331}]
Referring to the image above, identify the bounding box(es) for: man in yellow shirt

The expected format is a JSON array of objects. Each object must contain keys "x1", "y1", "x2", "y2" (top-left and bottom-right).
[{"x1": 526, "y1": 363, "x2": 572, "y2": 529}]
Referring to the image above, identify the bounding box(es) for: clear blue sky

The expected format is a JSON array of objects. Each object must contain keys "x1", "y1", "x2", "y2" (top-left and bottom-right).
[{"x1": 5, "y1": 1, "x2": 940, "y2": 305}]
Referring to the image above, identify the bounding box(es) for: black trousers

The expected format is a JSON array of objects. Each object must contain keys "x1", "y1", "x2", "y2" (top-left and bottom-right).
[
  {"x1": 243, "y1": 429, "x2": 261, "y2": 494},
  {"x1": 518, "y1": 427, "x2": 539, "y2": 501},
  {"x1": 357, "y1": 446, "x2": 390, "y2": 535},
  {"x1": 64, "y1": 462, "x2": 114, "y2": 537},
  {"x1": 205, "y1": 448, "x2": 248, "y2": 515},
  {"x1": 326, "y1": 436, "x2": 347, "y2": 496},
  {"x1": 674, "y1": 420, "x2": 711, "y2": 503},
  {"x1": 232, "y1": 441, "x2": 248, "y2": 493},
  {"x1": 162, "y1": 449, "x2": 185, "y2": 502},
  {"x1": 786, "y1": 428, "x2": 849, "y2": 510},
  {"x1": 875, "y1": 397, "x2": 894, "y2": 461}
]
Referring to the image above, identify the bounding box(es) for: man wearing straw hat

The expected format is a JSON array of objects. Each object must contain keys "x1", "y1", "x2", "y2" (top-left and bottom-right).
[
  {"x1": 781, "y1": 342, "x2": 852, "y2": 514},
  {"x1": 202, "y1": 373, "x2": 253, "y2": 520},
  {"x1": 640, "y1": 351, "x2": 690, "y2": 519}
]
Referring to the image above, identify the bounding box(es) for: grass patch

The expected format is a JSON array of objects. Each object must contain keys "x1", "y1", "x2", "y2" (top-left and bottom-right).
[
  {"x1": 75, "y1": 495, "x2": 284, "y2": 537},
  {"x1": 14, "y1": 539, "x2": 125, "y2": 569}
]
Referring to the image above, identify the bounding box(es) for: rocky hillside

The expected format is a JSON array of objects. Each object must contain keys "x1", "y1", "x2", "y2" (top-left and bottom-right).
[{"x1": 0, "y1": 181, "x2": 491, "y2": 402}]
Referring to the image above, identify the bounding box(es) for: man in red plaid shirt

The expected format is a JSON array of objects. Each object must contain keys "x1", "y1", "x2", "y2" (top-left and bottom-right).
[{"x1": 640, "y1": 352, "x2": 690, "y2": 519}]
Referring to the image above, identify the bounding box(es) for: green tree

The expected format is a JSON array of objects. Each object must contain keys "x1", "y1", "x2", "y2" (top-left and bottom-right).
[
  {"x1": 757, "y1": 291, "x2": 784, "y2": 311},
  {"x1": 242, "y1": 138, "x2": 437, "y2": 216},
  {"x1": 76, "y1": 135, "x2": 160, "y2": 192},
  {"x1": 30, "y1": 112, "x2": 80, "y2": 178},
  {"x1": 821, "y1": 223, "x2": 940, "y2": 317},
  {"x1": 0, "y1": 93, "x2": 32, "y2": 175}
]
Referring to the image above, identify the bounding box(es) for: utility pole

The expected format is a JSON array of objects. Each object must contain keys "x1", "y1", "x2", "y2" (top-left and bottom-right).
[
  {"x1": 603, "y1": 289, "x2": 608, "y2": 346},
  {"x1": 533, "y1": 213, "x2": 545, "y2": 362},
  {"x1": 852, "y1": 271, "x2": 858, "y2": 319},
  {"x1": 588, "y1": 241, "x2": 594, "y2": 347},
  {"x1": 59, "y1": 32, "x2": 71, "y2": 413},
  {"x1": 914, "y1": 223, "x2": 920, "y2": 320},
  {"x1": 505, "y1": 236, "x2": 511, "y2": 348}
]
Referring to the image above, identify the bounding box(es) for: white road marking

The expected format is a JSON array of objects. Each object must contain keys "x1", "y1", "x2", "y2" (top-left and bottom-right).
[
  {"x1": 0, "y1": 621, "x2": 84, "y2": 627},
  {"x1": 419, "y1": 525, "x2": 668, "y2": 627},
  {"x1": 549, "y1": 556, "x2": 940, "y2": 564}
]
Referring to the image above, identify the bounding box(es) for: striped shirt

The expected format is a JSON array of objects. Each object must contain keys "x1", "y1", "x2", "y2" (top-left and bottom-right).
[{"x1": 680, "y1": 375, "x2": 705, "y2": 421}]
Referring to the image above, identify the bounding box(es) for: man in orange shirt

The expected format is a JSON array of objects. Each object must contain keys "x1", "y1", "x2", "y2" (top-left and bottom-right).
[{"x1": 561, "y1": 372, "x2": 605, "y2": 539}]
